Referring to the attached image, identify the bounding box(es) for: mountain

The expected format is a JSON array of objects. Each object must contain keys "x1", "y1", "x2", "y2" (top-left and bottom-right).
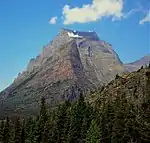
[
  {"x1": 124, "y1": 54, "x2": 150, "y2": 72},
  {"x1": 0, "y1": 28, "x2": 124, "y2": 116}
]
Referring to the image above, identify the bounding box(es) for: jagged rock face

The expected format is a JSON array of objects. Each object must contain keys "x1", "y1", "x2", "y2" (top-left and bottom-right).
[
  {"x1": 76, "y1": 39, "x2": 124, "y2": 86},
  {"x1": 124, "y1": 55, "x2": 150, "y2": 72},
  {"x1": 0, "y1": 28, "x2": 124, "y2": 116}
]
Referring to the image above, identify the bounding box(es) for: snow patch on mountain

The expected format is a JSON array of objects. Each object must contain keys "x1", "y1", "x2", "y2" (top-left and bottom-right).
[{"x1": 68, "y1": 32, "x2": 83, "y2": 38}]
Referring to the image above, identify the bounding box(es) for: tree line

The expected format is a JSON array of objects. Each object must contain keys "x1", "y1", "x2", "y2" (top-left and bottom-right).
[{"x1": 0, "y1": 68, "x2": 150, "y2": 143}]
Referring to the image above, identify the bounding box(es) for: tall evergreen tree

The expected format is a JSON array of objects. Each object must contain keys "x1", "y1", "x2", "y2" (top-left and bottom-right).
[
  {"x1": 41, "y1": 120, "x2": 52, "y2": 143},
  {"x1": 25, "y1": 117, "x2": 36, "y2": 143},
  {"x1": 80, "y1": 103, "x2": 94, "y2": 143},
  {"x1": 40, "y1": 96, "x2": 48, "y2": 122},
  {"x1": 46, "y1": 110, "x2": 59, "y2": 143},
  {"x1": 3, "y1": 117, "x2": 10, "y2": 143},
  {"x1": 55, "y1": 100, "x2": 71, "y2": 143},
  {"x1": 68, "y1": 92, "x2": 86, "y2": 143},
  {"x1": 100, "y1": 101, "x2": 114, "y2": 143},
  {"x1": 111, "y1": 94, "x2": 127, "y2": 143},
  {"x1": 14, "y1": 117, "x2": 22, "y2": 143},
  {"x1": 0, "y1": 120, "x2": 4, "y2": 141},
  {"x1": 35, "y1": 96, "x2": 48, "y2": 143},
  {"x1": 31, "y1": 116, "x2": 40, "y2": 143},
  {"x1": 124, "y1": 102, "x2": 140, "y2": 143},
  {"x1": 20, "y1": 119, "x2": 25, "y2": 143},
  {"x1": 86, "y1": 119, "x2": 100, "y2": 143}
]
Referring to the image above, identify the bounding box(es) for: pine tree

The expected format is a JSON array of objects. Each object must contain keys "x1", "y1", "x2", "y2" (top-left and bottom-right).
[
  {"x1": 31, "y1": 116, "x2": 39, "y2": 143},
  {"x1": 111, "y1": 94, "x2": 127, "y2": 143},
  {"x1": 80, "y1": 103, "x2": 94, "y2": 142},
  {"x1": 68, "y1": 92, "x2": 86, "y2": 142},
  {"x1": 14, "y1": 117, "x2": 22, "y2": 143},
  {"x1": 24, "y1": 117, "x2": 35, "y2": 143},
  {"x1": 124, "y1": 102, "x2": 139, "y2": 143},
  {"x1": 41, "y1": 110, "x2": 59, "y2": 143},
  {"x1": 100, "y1": 101, "x2": 114, "y2": 143},
  {"x1": 40, "y1": 96, "x2": 48, "y2": 122},
  {"x1": 35, "y1": 96, "x2": 48, "y2": 143},
  {"x1": 86, "y1": 119, "x2": 100, "y2": 143},
  {"x1": 55, "y1": 100, "x2": 71, "y2": 143},
  {"x1": 3, "y1": 117, "x2": 10, "y2": 143},
  {"x1": 41, "y1": 120, "x2": 51, "y2": 143},
  {"x1": 0, "y1": 120, "x2": 4, "y2": 141},
  {"x1": 20, "y1": 119, "x2": 25, "y2": 143},
  {"x1": 47, "y1": 110, "x2": 59, "y2": 143}
]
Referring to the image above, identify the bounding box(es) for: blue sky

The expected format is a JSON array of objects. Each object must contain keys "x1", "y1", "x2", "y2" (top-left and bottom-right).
[{"x1": 0, "y1": 0, "x2": 150, "y2": 91}]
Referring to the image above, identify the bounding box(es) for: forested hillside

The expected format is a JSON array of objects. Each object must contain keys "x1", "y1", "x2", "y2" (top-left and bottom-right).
[{"x1": 0, "y1": 66, "x2": 150, "y2": 143}]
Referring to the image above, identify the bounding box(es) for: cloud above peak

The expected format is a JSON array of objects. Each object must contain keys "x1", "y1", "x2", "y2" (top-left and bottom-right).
[
  {"x1": 62, "y1": 0, "x2": 124, "y2": 25},
  {"x1": 49, "y1": 16, "x2": 58, "y2": 24},
  {"x1": 139, "y1": 11, "x2": 150, "y2": 25}
]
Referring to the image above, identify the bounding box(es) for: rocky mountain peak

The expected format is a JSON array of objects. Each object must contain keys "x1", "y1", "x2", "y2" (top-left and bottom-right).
[
  {"x1": 0, "y1": 28, "x2": 125, "y2": 116},
  {"x1": 15, "y1": 29, "x2": 108, "y2": 80}
]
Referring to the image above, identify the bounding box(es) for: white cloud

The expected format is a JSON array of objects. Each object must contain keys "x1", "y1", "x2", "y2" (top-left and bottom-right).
[
  {"x1": 62, "y1": 0, "x2": 124, "y2": 25},
  {"x1": 49, "y1": 16, "x2": 58, "y2": 24},
  {"x1": 139, "y1": 11, "x2": 150, "y2": 24}
]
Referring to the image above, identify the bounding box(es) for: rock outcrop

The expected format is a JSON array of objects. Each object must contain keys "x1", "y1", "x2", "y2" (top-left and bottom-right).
[{"x1": 0, "y1": 28, "x2": 124, "y2": 116}]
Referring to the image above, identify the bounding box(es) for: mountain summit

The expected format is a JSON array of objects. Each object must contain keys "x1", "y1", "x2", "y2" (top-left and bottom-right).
[{"x1": 0, "y1": 28, "x2": 124, "y2": 115}]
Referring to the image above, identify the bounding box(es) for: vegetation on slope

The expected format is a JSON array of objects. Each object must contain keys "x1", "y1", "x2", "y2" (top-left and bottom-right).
[{"x1": 0, "y1": 66, "x2": 150, "y2": 143}]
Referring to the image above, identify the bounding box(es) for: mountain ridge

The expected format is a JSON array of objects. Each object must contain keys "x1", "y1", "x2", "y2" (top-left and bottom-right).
[
  {"x1": 124, "y1": 54, "x2": 150, "y2": 72},
  {"x1": 0, "y1": 28, "x2": 149, "y2": 116}
]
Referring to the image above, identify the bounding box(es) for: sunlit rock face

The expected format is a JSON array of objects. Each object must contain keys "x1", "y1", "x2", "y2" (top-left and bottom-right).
[
  {"x1": 124, "y1": 55, "x2": 150, "y2": 72},
  {"x1": 0, "y1": 28, "x2": 124, "y2": 115}
]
